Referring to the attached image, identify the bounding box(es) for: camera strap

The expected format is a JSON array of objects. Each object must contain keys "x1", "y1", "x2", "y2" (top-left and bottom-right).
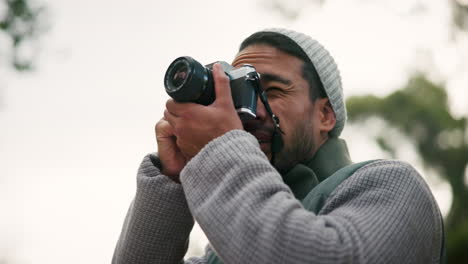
[
  {"x1": 257, "y1": 88, "x2": 285, "y2": 165},
  {"x1": 248, "y1": 71, "x2": 284, "y2": 165}
]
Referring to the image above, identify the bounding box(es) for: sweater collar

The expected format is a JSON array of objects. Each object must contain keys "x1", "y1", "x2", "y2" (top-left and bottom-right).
[{"x1": 282, "y1": 137, "x2": 352, "y2": 200}]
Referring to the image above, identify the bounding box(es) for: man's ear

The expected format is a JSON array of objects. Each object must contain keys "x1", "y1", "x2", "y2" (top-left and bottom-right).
[{"x1": 317, "y1": 98, "x2": 336, "y2": 135}]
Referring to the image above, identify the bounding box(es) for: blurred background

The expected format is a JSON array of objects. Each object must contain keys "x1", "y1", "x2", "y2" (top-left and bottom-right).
[{"x1": 1, "y1": 0, "x2": 467, "y2": 263}]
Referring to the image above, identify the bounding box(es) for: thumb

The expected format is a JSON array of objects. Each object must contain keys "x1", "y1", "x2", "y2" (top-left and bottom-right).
[
  {"x1": 156, "y1": 118, "x2": 174, "y2": 139},
  {"x1": 212, "y1": 63, "x2": 234, "y2": 107}
]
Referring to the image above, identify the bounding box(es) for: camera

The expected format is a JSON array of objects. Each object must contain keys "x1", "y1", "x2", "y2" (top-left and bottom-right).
[{"x1": 164, "y1": 56, "x2": 261, "y2": 121}]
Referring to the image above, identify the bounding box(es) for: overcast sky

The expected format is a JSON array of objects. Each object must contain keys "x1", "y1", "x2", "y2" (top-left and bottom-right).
[{"x1": 1, "y1": 0, "x2": 467, "y2": 263}]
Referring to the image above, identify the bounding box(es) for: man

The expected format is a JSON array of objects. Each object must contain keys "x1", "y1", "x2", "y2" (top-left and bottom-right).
[{"x1": 113, "y1": 28, "x2": 445, "y2": 263}]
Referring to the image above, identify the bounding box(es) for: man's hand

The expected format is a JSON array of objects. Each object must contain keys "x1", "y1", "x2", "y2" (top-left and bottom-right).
[
  {"x1": 164, "y1": 63, "x2": 243, "y2": 159},
  {"x1": 155, "y1": 118, "x2": 187, "y2": 182}
]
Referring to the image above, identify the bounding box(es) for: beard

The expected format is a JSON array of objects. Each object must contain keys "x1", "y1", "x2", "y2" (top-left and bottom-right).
[{"x1": 273, "y1": 121, "x2": 316, "y2": 174}]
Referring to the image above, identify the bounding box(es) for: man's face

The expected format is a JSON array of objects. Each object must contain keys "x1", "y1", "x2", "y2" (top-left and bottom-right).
[{"x1": 232, "y1": 44, "x2": 324, "y2": 173}]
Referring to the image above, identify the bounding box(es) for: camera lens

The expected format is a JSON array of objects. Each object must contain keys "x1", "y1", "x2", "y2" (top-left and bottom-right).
[
  {"x1": 164, "y1": 56, "x2": 214, "y2": 104},
  {"x1": 168, "y1": 61, "x2": 190, "y2": 91},
  {"x1": 172, "y1": 66, "x2": 188, "y2": 87}
]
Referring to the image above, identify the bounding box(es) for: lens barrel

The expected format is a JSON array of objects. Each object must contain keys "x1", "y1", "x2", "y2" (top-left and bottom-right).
[{"x1": 164, "y1": 56, "x2": 214, "y2": 104}]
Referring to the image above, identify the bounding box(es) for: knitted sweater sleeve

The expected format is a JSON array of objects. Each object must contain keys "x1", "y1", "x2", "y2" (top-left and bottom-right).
[
  {"x1": 112, "y1": 154, "x2": 209, "y2": 264},
  {"x1": 180, "y1": 130, "x2": 443, "y2": 264}
]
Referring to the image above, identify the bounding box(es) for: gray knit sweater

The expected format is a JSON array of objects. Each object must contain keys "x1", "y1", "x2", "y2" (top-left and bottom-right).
[{"x1": 113, "y1": 130, "x2": 443, "y2": 264}]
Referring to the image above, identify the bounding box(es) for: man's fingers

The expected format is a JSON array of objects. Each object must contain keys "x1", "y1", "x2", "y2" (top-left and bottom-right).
[
  {"x1": 155, "y1": 118, "x2": 174, "y2": 139},
  {"x1": 166, "y1": 98, "x2": 204, "y2": 117},
  {"x1": 165, "y1": 99, "x2": 184, "y2": 116},
  {"x1": 213, "y1": 63, "x2": 234, "y2": 107},
  {"x1": 163, "y1": 109, "x2": 179, "y2": 131}
]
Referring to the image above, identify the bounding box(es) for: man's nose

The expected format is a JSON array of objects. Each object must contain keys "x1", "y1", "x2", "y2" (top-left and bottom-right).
[{"x1": 255, "y1": 96, "x2": 268, "y2": 121}]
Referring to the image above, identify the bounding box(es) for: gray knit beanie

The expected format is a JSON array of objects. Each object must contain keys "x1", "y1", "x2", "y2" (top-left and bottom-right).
[{"x1": 256, "y1": 28, "x2": 346, "y2": 137}]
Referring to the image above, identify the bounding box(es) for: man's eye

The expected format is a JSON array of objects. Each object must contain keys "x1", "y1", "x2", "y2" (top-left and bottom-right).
[{"x1": 265, "y1": 87, "x2": 282, "y2": 93}]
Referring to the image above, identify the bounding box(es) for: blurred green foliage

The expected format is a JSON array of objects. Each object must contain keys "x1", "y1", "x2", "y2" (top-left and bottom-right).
[
  {"x1": 347, "y1": 74, "x2": 468, "y2": 263},
  {"x1": 453, "y1": 0, "x2": 468, "y2": 32},
  {"x1": 0, "y1": 0, "x2": 45, "y2": 71}
]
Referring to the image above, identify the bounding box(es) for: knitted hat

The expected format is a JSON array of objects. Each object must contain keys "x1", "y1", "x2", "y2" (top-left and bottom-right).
[{"x1": 255, "y1": 28, "x2": 346, "y2": 137}]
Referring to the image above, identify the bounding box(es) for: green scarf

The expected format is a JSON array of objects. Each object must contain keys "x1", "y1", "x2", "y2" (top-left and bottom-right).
[{"x1": 282, "y1": 137, "x2": 352, "y2": 200}]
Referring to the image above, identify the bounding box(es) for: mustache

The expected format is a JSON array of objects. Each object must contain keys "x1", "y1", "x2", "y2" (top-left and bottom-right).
[{"x1": 243, "y1": 122, "x2": 275, "y2": 134}]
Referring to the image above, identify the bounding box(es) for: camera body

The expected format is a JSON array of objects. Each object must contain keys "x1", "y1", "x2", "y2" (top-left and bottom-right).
[{"x1": 164, "y1": 56, "x2": 261, "y2": 121}]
